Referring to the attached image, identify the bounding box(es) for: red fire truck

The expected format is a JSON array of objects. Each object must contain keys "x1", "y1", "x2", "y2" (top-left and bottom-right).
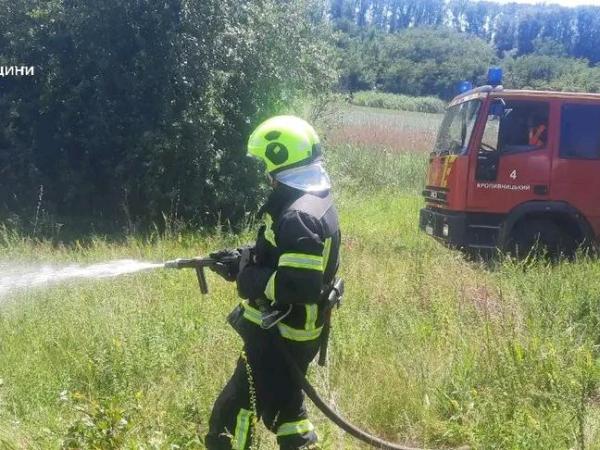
[{"x1": 419, "y1": 69, "x2": 600, "y2": 256}]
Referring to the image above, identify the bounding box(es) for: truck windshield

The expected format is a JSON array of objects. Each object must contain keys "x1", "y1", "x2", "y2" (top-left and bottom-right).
[{"x1": 433, "y1": 99, "x2": 481, "y2": 155}]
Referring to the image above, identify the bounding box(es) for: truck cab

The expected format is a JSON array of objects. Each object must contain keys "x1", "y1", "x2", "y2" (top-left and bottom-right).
[{"x1": 419, "y1": 73, "x2": 600, "y2": 256}]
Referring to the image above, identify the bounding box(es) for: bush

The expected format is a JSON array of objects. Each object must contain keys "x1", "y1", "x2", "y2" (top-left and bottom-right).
[
  {"x1": 349, "y1": 91, "x2": 446, "y2": 113},
  {"x1": 0, "y1": 0, "x2": 337, "y2": 235},
  {"x1": 503, "y1": 54, "x2": 600, "y2": 92}
]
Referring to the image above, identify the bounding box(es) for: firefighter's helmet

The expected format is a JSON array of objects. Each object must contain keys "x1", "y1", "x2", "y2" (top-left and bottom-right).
[{"x1": 247, "y1": 116, "x2": 330, "y2": 192}]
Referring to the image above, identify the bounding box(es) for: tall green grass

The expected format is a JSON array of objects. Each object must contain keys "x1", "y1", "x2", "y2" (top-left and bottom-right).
[
  {"x1": 326, "y1": 145, "x2": 428, "y2": 194},
  {"x1": 0, "y1": 143, "x2": 600, "y2": 449}
]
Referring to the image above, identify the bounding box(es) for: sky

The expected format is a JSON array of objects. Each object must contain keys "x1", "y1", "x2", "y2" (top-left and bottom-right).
[{"x1": 483, "y1": 0, "x2": 600, "y2": 6}]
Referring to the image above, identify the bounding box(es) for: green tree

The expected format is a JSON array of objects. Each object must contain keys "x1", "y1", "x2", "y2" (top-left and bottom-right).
[
  {"x1": 0, "y1": 0, "x2": 336, "y2": 235},
  {"x1": 338, "y1": 27, "x2": 496, "y2": 99},
  {"x1": 532, "y1": 37, "x2": 567, "y2": 58},
  {"x1": 502, "y1": 54, "x2": 600, "y2": 92},
  {"x1": 331, "y1": 0, "x2": 600, "y2": 63}
]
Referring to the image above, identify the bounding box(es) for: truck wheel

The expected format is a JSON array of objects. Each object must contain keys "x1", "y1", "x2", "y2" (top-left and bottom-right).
[{"x1": 509, "y1": 218, "x2": 575, "y2": 259}]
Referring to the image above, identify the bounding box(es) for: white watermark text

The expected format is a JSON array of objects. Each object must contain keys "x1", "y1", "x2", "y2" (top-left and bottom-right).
[{"x1": 0, "y1": 66, "x2": 35, "y2": 77}]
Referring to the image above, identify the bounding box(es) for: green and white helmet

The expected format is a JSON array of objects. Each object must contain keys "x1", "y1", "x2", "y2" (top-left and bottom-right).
[{"x1": 247, "y1": 115, "x2": 331, "y2": 192}]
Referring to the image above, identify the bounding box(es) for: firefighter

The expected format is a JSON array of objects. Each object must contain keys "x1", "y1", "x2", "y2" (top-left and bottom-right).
[
  {"x1": 528, "y1": 114, "x2": 547, "y2": 147},
  {"x1": 205, "y1": 116, "x2": 341, "y2": 450}
]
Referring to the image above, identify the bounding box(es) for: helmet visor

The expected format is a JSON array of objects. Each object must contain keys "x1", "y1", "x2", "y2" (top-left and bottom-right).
[{"x1": 274, "y1": 162, "x2": 331, "y2": 192}]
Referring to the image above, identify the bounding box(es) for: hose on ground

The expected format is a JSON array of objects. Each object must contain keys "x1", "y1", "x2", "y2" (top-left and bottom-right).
[{"x1": 273, "y1": 336, "x2": 469, "y2": 450}]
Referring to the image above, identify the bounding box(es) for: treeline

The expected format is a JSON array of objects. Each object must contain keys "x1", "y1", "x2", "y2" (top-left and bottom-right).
[
  {"x1": 334, "y1": 1, "x2": 600, "y2": 98},
  {"x1": 331, "y1": 0, "x2": 600, "y2": 62},
  {"x1": 337, "y1": 26, "x2": 600, "y2": 99},
  {"x1": 338, "y1": 27, "x2": 496, "y2": 99},
  {"x1": 0, "y1": 0, "x2": 335, "y2": 235}
]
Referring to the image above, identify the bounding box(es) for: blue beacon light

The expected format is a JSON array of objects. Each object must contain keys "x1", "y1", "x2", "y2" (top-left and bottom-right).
[
  {"x1": 487, "y1": 67, "x2": 503, "y2": 87},
  {"x1": 457, "y1": 80, "x2": 473, "y2": 94}
]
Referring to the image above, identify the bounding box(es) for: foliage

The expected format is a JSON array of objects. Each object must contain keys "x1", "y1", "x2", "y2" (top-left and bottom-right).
[
  {"x1": 62, "y1": 392, "x2": 138, "y2": 449},
  {"x1": 0, "y1": 0, "x2": 336, "y2": 235},
  {"x1": 330, "y1": 0, "x2": 600, "y2": 64},
  {"x1": 349, "y1": 91, "x2": 445, "y2": 113},
  {"x1": 333, "y1": 1, "x2": 600, "y2": 98},
  {"x1": 503, "y1": 54, "x2": 600, "y2": 92},
  {"x1": 327, "y1": 144, "x2": 427, "y2": 193},
  {"x1": 337, "y1": 27, "x2": 496, "y2": 99}
]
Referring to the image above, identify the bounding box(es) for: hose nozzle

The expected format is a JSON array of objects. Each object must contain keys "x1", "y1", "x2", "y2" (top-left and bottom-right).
[{"x1": 164, "y1": 259, "x2": 183, "y2": 269}]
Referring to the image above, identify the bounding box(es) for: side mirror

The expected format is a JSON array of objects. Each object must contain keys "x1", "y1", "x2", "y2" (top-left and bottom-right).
[{"x1": 489, "y1": 99, "x2": 506, "y2": 118}]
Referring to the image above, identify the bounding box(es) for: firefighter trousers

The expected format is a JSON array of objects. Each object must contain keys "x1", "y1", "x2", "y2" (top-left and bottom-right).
[{"x1": 205, "y1": 328, "x2": 320, "y2": 450}]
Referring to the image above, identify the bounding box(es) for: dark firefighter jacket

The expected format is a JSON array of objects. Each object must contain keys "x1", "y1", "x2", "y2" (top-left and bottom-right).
[{"x1": 236, "y1": 184, "x2": 341, "y2": 342}]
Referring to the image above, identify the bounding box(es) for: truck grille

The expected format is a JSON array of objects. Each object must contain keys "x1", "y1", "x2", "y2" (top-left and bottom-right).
[{"x1": 422, "y1": 186, "x2": 448, "y2": 205}]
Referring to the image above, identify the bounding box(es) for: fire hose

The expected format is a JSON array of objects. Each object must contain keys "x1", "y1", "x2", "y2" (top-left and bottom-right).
[{"x1": 164, "y1": 255, "x2": 468, "y2": 450}]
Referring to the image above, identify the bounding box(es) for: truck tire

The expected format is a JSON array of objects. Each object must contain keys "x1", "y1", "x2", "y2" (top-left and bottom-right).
[{"x1": 509, "y1": 218, "x2": 575, "y2": 259}]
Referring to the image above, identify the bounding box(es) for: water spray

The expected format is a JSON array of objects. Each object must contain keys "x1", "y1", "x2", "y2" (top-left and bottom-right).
[{"x1": 0, "y1": 259, "x2": 162, "y2": 299}]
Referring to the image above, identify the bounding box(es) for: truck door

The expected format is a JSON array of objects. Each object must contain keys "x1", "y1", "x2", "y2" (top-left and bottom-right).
[
  {"x1": 467, "y1": 99, "x2": 553, "y2": 211},
  {"x1": 552, "y1": 102, "x2": 600, "y2": 234}
]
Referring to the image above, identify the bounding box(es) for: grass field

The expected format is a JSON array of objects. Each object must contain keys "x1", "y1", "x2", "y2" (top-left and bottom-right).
[
  {"x1": 1, "y1": 106, "x2": 600, "y2": 449},
  {"x1": 325, "y1": 105, "x2": 442, "y2": 154}
]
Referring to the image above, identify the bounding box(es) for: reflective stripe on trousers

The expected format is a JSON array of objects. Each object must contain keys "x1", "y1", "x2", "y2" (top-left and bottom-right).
[
  {"x1": 232, "y1": 408, "x2": 252, "y2": 449},
  {"x1": 276, "y1": 419, "x2": 315, "y2": 437}
]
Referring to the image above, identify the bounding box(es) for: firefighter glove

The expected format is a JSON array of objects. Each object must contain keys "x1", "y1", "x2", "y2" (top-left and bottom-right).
[{"x1": 209, "y1": 249, "x2": 240, "y2": 282}]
